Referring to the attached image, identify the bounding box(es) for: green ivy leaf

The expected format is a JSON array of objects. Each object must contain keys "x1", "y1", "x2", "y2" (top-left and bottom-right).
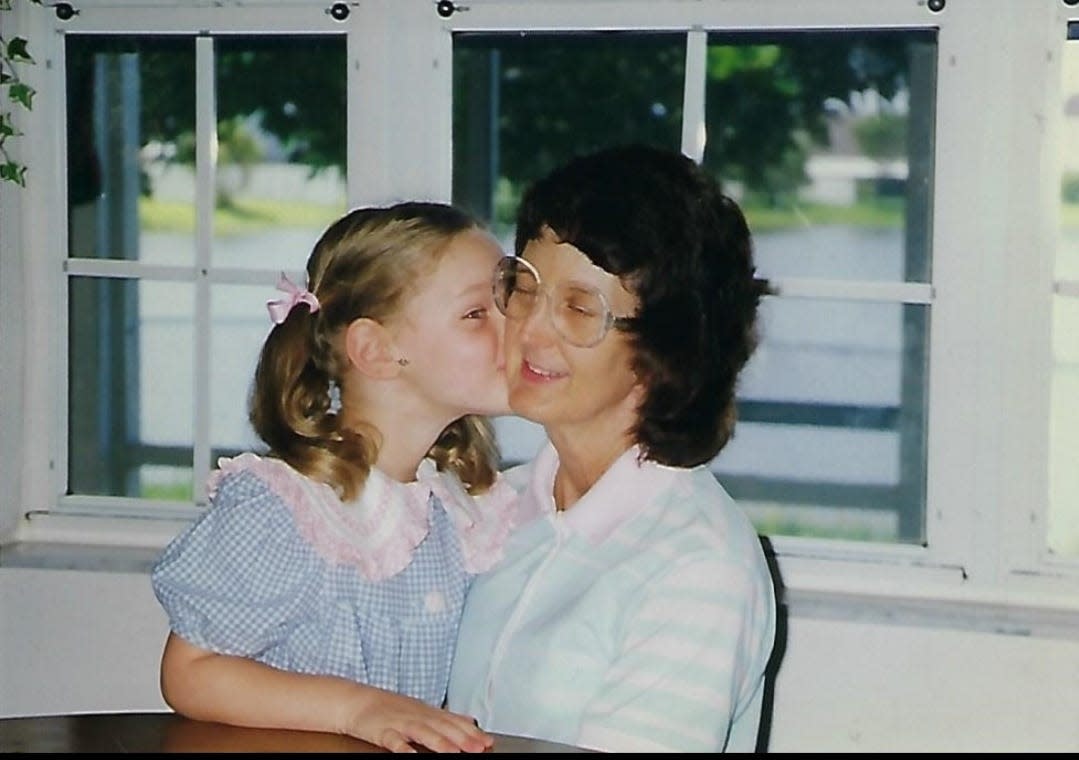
[
  {"x1": 0, "y1": 0, "x2": 44, "y2": 9},
  {"x1": 1, "y1": 2, "x2": 41, "y2": 187},
  {"x1": 9, "y1": 81, "x2": 34, "y2": 108},
  {"x1": 0, "y1": 161, "x2": 27, "y2": 187},
  {"x1": 5, "y1": 37, "x2": 34, "y2": 63}
]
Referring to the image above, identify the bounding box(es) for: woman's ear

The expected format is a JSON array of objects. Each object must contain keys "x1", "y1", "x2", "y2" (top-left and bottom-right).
[{"x1": 344, "y1": 318, "x2": 404, "y2": 379}]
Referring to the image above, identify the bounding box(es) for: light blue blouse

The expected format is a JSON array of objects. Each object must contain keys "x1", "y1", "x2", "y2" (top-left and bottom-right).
[{"x1": 447, "y1": 444, "x2": 777, "y2": 751}]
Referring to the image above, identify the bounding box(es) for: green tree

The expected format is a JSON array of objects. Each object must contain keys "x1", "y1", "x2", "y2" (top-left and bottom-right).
[
  {"x1": 701, "y1": 32, "x2": 916, "y2": 203},
  {"x1": 852, "y1": 112, "x2": 908, "y2": 160},
  {"x1": 66, "y1": 27, "x2": 919, "y2": 210},
  {"x1": 453, "y1": 29, "x2": 917, "y2": 211},
  {"x1": 71, "y1": 35, "x2": 347, "y2": 174}
]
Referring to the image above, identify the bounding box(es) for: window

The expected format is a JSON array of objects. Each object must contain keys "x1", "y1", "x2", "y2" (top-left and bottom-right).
[
  {"x1": 2, "y1": 0, "x2": 1076, "y2": 613},
  {"x1": 63, "y1": 22, "x2": 347, "y2": 510},
  {"x1": 450, "y1": 22, "x2": 935, "y2": 545}
]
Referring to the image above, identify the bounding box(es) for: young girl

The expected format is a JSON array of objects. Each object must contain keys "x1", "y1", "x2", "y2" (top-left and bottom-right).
[{"x1": 151, "y1": 202, "x2": 515, "y2": 753}]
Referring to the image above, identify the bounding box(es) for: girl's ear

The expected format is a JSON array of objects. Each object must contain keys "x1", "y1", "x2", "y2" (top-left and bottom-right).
[{"x1": 344, "y1": 318, "x2": 404, "y2": 379}]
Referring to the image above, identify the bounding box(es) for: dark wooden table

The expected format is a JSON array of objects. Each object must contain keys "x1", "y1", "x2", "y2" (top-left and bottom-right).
[{"x1": 0, "y1": 712, "x2": 594, "y2": 753}]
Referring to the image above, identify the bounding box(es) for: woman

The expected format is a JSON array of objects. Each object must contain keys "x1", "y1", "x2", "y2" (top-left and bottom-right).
[{"x1": 447, "y1": 145, "x2": 777, "y2": 752}]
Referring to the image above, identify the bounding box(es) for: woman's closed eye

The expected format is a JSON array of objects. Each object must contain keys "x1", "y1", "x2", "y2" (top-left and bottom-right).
[
  {"x1": 562, "y1": 300, "x2": 599, "y2": 318},
  {"x1": 561, "y1": 288, "x2": 603, "y2": 319}
]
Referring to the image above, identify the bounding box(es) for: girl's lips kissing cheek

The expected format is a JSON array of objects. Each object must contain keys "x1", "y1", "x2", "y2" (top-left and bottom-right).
[{"x1": 521, "y1": 359, "x2": 567, "y2": 383}]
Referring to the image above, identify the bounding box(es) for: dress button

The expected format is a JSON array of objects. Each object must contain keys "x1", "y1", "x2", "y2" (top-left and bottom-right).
[{"x1": 424, "y1": 590, "x2": 446, "y2": 613}]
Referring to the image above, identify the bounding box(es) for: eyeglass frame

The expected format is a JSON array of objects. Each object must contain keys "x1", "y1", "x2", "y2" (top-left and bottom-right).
[{"x1": 492, "y1": 255, "x2": 635, "y2": 348}]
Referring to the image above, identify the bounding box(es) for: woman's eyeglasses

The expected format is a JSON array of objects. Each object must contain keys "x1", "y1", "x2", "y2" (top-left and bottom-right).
[{"x1": 492, "y1": 256, "x2": 634, "y2": 348}]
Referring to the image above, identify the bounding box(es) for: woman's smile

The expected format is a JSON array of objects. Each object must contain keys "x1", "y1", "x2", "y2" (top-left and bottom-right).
[{"x1": 520, "y1": 358, "x2": 567, "y2": 382}]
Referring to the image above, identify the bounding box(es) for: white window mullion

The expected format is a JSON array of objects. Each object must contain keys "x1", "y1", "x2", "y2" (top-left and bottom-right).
[
  {"x1": 772, "y1": 279, "x2": 934, "y2": 304},
  {"x1": 51, "y1": 33, "x2": 74, "y2": 515},
  {"x1": 681, "y1": 29, "x2": 707, "y2": 163},
  {"x1": 352, "y1": 1, "x2": 451, "y2": 204},
  {"x1": 192, "y1": 36, "x2": 216, "y2": 506}
]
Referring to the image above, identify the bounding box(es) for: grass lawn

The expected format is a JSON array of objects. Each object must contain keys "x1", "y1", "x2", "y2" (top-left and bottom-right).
[{"x1": 140, "y1": 197, "x2": 346, "y2": 235}]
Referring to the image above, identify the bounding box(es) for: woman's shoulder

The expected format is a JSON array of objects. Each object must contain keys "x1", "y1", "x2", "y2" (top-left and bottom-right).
[{"x1": 621, "y1": 465, "x2": 769, "y2": 574}]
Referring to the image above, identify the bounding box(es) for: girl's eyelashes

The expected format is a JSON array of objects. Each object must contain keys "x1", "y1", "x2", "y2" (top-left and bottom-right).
[{"x1": 463, "y1": 306, "x2": 489, "y2": 320}]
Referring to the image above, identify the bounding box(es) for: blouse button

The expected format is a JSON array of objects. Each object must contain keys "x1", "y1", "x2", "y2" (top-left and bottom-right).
[{"x1": 424, "y1": 590, "x2": 446, "y2": 614}]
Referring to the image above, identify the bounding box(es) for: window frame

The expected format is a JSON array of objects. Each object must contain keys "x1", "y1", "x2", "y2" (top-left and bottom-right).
[{"x1": 2, "y1": 0, "x2": 1077, "y2": 627}]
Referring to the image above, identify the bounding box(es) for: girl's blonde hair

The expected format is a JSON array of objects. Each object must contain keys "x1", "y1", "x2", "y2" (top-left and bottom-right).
[{"x1": 248, "y1": 202, "x2": 500, "y2": 501}]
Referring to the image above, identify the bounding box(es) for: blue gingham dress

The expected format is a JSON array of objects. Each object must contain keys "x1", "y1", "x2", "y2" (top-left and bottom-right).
[{"x1": 151, "y1": 453, "x2": 515, "y2": 707}]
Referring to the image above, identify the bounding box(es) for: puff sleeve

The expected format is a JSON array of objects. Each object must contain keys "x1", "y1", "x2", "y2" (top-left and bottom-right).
[{"x1": 150, "y1": 470, "x2": 324, "y2": 658}]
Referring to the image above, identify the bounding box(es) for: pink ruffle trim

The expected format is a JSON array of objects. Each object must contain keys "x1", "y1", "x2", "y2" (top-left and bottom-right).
[
  {"x1": 422, "y1": 463, "x2": 519, "y2": 574},
  {"x1": 208, "y1": 453, "x2": 428, "y2": 582},
  {"x1": 207, "y1": 453, "x2": 518, "y2": 581}
]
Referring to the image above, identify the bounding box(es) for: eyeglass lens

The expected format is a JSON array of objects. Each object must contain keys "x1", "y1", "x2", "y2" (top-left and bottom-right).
[{"x1": 494, "y1": 257, "x2": 614, "y2": 348}]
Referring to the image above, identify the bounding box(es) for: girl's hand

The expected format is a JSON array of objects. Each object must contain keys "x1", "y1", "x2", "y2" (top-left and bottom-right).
[{"x1": 343, "y1": 688, "x2": 493, "y2": 753}]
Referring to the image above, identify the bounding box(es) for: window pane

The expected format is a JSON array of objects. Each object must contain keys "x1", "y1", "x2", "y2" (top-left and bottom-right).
[
  {"x1": 452, "y1": 31, "x2": 686, "y2": 242},
  {"x1": 704, "y1": 29, "x2": 935, "y2": 284},
  {"x1": 713, "y1": 298, "x2": 928, "y2": 544},
  {"x1": 69, "y1": 277, "x2": 195, "y2": 498},
  {"x1": 65, "y1": 33, "x2": 348, "y2": 505},
  {"x1": 209, "y1": 284, "x2": 275, "y2": 460},
  {"x1": 67, "y1": 36, "x2": 196, "y2": 265},
  {"x1": 702, "y1": 29, "x2": 934, "y2": 544},
  {"x1": 212, "y1": 36, "x2": 347, "y2": 269}
]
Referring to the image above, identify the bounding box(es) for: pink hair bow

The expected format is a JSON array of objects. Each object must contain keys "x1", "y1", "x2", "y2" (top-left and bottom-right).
[{"x1": 266, "y1": 272, "x2": 320, "y2": 325}]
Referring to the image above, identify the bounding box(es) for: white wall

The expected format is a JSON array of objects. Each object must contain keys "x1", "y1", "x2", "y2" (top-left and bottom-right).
[
  {"x1": 769, "y1": 615, "x2": 1079, "y2": 752},
  {"x1": 0, "y1": 569, "x2": 169, "y2": 718},
  {"x1": 3, "y1": 567, "x2": 1078, "y2": 752}
]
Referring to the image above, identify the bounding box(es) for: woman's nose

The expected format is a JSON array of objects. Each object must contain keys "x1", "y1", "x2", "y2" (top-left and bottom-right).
[{"x1": 517, "y1": 289, "x2": 558, "y2": 346}]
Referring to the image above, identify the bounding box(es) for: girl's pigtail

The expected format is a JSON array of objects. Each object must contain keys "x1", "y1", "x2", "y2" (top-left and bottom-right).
[
  {"x1": 249, "y1": 307, "x2": 317, "y2": 456},
  {"x1": 429, "y1": 414, "x2": 500, "y2": 495}
]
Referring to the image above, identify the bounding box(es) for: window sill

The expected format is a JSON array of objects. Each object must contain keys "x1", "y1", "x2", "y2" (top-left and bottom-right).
[
  {"x1": 0, "y1": 541, "x2": 160, "y2": 574},
  {"x1": 785, "y1": 586, "x2": 1079, "y2": 641},
  {"x1": 6, "y1": 512, "x2": 1079, "y2": 641},
  {"x1": 0, "y1": 511, "x2": 186, "y2": 573}
]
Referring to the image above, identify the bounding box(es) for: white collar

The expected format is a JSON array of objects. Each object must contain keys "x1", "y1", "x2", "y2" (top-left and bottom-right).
[{"x1": 525, "y1": 442, "x2": 683, "y2": 544}]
